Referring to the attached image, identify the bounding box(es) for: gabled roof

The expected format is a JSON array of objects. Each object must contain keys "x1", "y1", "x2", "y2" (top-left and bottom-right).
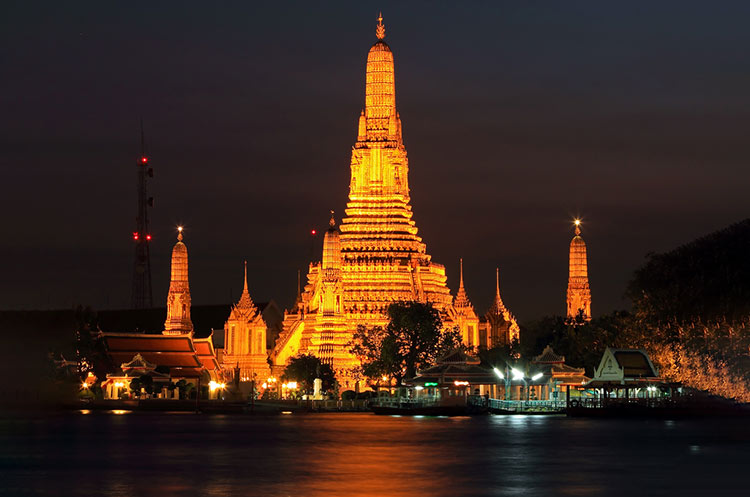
[
  {"x1": 437, "y1": 349, "x2": 480, "y2": 366},
  {"x1": 533, "y1": 345, "x2": 565, "y2": 364},
  {"x1": 102, "y1": 333, "x2": 202, "y2": 369},
  {"x1": 590, "y1": 347, "x2": 660, "y2": 385},
  {"x1": 611, "y1": 349, "x2": 658, "y2": 377}
]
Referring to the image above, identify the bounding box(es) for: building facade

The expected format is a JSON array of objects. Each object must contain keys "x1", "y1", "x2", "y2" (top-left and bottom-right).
[{"x1": 222, "y1": 262, "x2": 271, "y2": 381}]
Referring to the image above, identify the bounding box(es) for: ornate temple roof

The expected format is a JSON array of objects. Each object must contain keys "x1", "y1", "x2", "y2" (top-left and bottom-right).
[
  {"x1": 233, "y1": 261, "x2": 257, "y2": 315},
  {"x1": 488, "y1": 268, "x2": 509, "y2": 315},
  {"x1": 453, "y1": 259, "x2": 473, "y2": 309},
  {"x1": 532, "y1": 345, "x2": 565, "y2": 364}
]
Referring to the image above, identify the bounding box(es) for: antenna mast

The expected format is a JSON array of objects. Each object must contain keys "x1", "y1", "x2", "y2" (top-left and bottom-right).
[{"x1": 131, "y1": 119, "x2": 154, "y2": 308}]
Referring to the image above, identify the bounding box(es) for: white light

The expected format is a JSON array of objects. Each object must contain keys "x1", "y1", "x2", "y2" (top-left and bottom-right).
[
  {"x1": 512, "y1": 368, "x2": 524, "y2": 380},
  {"x1": 531, "y1": 373, "x2": 543, "y2": 381},
  {"x1": 415, "y1": 386, "x2": 424, "y2": 391},
  {"x1": 493, "y1": 368, "x2": 504, "y2": 379}
]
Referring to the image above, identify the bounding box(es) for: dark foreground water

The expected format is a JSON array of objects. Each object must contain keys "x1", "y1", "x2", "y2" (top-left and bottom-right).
[{"x1": 1, "y1": 411, "x2": 749, "y2": 497}]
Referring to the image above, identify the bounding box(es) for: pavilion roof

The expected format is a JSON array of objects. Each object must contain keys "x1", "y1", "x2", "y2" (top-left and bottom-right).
[
  {"x1": 532, "y1": 345, "x2": 566, "y2": 364},
  {"x1": 102, "y1": 333, "x2": 202, "y2": 370}
]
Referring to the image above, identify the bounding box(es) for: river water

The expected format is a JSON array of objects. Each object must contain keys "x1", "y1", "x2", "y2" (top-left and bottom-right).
[{"x1": 1, "y1": 411, "x2": 748, "y2": 496}]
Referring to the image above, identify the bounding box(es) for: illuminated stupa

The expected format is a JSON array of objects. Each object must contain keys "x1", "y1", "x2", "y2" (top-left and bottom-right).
[
  {"x1": 163, "y1": 227, "x2": 193, "y2": 335},
  {"x1": 272, "y1": 15, "x2": 453, "y2": 381},
  {"x1": 566, "y1": 220, "x2": 592, "y2": 321},
  {"x1": 340, "y1": 14, "x2": 452, "y2": 316},
  {"x1": 271, "y1": 16, "x2": 518, "y2": 384}
]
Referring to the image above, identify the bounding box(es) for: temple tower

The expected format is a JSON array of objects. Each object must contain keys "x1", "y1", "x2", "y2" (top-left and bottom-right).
[
  {"x1": 338, "y1": 13, "x2": 452, "y2": 318},
  {"x1": 567, "y1": 220, "x2": 592, "y2": 321},
  {"x1": 223, "y1": 261, "x2": 270, "y2": 380},
  {"x1": 163, "y1": 227, "x2": 193, "y2": 335},
  {"x1": 448, "y1": 259, "x2": 480, "y2": 347},
  {"x1": 484, "y1": 268, "x2": 520, "y2": 348}
]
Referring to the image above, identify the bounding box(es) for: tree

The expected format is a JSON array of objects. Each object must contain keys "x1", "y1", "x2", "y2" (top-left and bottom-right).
[
  {"x1": 350, "y1": 301, "x2": 467, "y2": 385},
  {"x1": 282, "y1": 354, "x2": 336, "y2": 395}
]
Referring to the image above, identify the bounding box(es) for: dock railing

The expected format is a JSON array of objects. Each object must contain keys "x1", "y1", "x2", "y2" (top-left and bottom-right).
[{"x1": 489, "y1": 399, "x2": 567, "y2": 412}]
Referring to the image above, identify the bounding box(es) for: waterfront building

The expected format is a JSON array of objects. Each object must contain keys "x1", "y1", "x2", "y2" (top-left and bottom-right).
[
  {"x1": 527, "y1": 345, "x2": 589, "y2": 401},
  {"x1": 270, "y1": 16, "x2": 519, "y2": 386},
  {"x1": 566, "y1": 220, "x2": 592, "y2": 321},
  {"x1": 406, "y1": 350, "x2": 498, "y2": 404},
  {"x1": 221, "y1": 262, "x2": 271, "y2": 381},
  {"x1": 585, "y1": 348, "x2": 661, "y2": 395}
]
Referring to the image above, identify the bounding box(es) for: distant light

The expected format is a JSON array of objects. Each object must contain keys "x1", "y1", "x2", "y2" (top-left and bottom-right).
[
  {"x1": 311, "y1": 229, "x2": 317, "y2": 236},
  {"x1": 145, "y1": 234, "x2": 151, "y2": 241},
  {"x1": 177, "y1": 226, "x2": 183, "y2": 232},
  {"x1": 141, "y1": 157, "x2": 148, "y2": 164},
  {"x1": 286, "y1": 381, "x2": 297, "y2": 389},
  {"x1": 511, "y1": 368, "x2": 524, "y2": 380},
  {"x1": 453, "y1": 380, "x2": 469, "y2": 386},
  {"x1": 531, "y1": 373, "x2": 543, "y2": 381},
  {"x1": 133, "y1": 232, "x2": 139, "y2": 240},
  {"x1": 574, "y1": 219, "x2": 581, "y2": 226},
  {"x1": 493, "y1": 368, "x2": 504, "y2": 380},
  {"x1": 281, "y1": 411, "x2": 293, "y2": 415},
  {"x1": 414, "y1": 386, "x2": 424, "y2": 391}
]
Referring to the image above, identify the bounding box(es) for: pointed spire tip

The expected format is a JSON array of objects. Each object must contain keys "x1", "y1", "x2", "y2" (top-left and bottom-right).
[{"x1": 376, "y1": 12, "x2": 385, "y2": 40}]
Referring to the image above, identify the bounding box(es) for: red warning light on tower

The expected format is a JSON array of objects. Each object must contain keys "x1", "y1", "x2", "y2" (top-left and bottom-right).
[
  {"x1": 141, "y1": 156, "x2": 148, "y2": 164},
  {"x1": 146, "y1": 234, "x2": 152, "y2": 241},
  {"x1": 133, "y1": 232, "x2": 139, "y2": 240},
  {"x1": 311, "y1": 229, "x2": 317, "y2": 236}
]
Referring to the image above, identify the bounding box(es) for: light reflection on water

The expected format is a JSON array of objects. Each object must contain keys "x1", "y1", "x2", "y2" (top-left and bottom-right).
[{"x1": 0, "y1": 412, "x2": 748, "y2": 496}]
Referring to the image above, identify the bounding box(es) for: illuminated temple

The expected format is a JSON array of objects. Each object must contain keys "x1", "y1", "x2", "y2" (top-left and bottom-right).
[{"x1": 270, "y1": 16, "x2": 519, "y2": 385}]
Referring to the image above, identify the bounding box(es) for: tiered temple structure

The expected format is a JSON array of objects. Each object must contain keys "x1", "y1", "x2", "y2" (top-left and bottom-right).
[
  {"x1": 163, "y1": 227, "x2": 193, "y2": 335},
  {"x1": 271, "y1": 16, "x2": 518, "y2": 386},
  {"x1": 566, "y1": 220, "x2": 592, "y2": 321},
  {"x1": 446, "y1": 259, "x2": 480, "y2": 347},
  {"x1": 222, "y1": 262, "x2": 271, "y2": 381}
]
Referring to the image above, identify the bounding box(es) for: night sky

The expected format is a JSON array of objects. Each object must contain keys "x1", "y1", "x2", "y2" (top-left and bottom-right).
[{"x1": 4, "y1": 1, "x2": 750, "y2": 321}]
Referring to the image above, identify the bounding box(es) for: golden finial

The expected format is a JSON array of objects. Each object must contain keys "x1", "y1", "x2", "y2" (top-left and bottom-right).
[
  {"x1": 329, "y1": 210, "x2": 336, "y2": 228},
  {"x1": 376, "y1": 12, "x2": 385, "y2": 40},
  {"x1": 177, "y1": 226, "x2": 184, "y2": 242},
  {"x1": 574, "y1": 219, "x2": 581, "y2": 236}
]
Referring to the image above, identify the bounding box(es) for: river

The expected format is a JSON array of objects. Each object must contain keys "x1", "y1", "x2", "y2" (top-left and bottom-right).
[{"x1": 1, "y1": 411, "x2": 748, "y2": 496}]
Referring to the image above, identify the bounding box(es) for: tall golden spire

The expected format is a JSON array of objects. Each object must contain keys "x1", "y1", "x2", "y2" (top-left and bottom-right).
[
  {"x1": 454, "y1": 258, "x2": 471, "y2": 308},
  {"x1": 376, "y1": 12, "x2": 385, "y2": 40},
  {"x1": 567, "y1": 219, "x2": 592, "y2": 321},
  {"x1": 235, "y1": 260, "x2": 255, "y2": 311},
  {"x1": 163, "y1": 226, "x2": 193, "y2": 335},
  {"x1": 489, "y1": 267, "x2": 508, "y2": 315}
]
